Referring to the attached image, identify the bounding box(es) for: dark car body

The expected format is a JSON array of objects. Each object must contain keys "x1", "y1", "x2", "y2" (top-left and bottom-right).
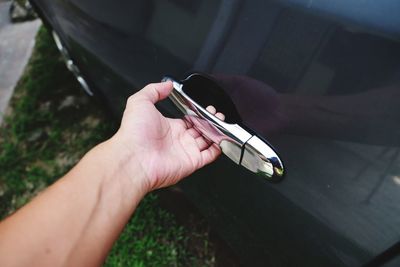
[{"x1": 30, "y1": 0, "x2": 400, "y2": 266}]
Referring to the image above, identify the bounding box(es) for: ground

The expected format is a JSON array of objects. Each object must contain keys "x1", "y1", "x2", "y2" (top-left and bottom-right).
[
  {"x1": 0, "y1": 27, "x2": 239, "y2": 267},
  {"x1": 0, "y1": 0, "x2": 40, "y2": 123}
]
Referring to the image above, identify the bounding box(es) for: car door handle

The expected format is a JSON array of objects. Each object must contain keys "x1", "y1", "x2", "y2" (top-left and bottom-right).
[{"x1": 162, "y1": 74, "x2": 285, "y2": 181}]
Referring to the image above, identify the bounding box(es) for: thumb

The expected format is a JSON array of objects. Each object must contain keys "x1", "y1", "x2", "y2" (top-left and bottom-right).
[{"x1": 137, "y1": 81, "x2": 173, "y2": 104}]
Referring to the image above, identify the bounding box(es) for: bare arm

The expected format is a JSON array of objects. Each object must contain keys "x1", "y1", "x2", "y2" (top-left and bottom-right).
[{"x1": 0, "y1": 81, "x2": 221, "y2": 267}]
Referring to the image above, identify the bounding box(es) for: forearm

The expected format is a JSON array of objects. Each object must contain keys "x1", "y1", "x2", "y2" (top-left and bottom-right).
[{"x1": 0, "y1": 138, "x2": 147, "y2": 267}]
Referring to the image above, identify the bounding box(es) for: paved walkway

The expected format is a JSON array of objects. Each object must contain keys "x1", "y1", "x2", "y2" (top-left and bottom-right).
[{"x1": 0, "y1": 0, "x2": 41, "y2": 124}]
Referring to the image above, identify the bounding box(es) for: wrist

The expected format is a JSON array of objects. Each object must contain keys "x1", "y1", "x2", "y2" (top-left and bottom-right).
[{"x1": 85, "y1": 137, "x2": 149, "y2": 207}]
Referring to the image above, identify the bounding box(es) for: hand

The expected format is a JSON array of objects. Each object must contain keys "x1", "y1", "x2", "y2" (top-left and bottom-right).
[{"x1": 111, "y1": 82, "x2": 222, "y2": 193}]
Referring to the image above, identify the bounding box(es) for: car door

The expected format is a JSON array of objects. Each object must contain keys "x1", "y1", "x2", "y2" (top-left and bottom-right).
[
  {"x1": 181, "y1": 2, "x2": 400, "y2": 266},
  {"x1": 33, "y1": 0, "x2": 400, "y2": 266},
  {"x1": 41, "y1": 0, "x2": 224, "y2": 115}
]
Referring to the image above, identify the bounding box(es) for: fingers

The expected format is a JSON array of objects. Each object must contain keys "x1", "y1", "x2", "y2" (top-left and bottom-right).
[
  {"x1": 133, "y1": 81, "x2": 173, "y2": 104},
  {"x1": 187, "y1": 127, "x2": 201, "y2": 138},
  {"x1": 215, "y1": 112, "x2": 225, "y2": 121},
  {"x1": 199, "y1": 106, "x2": 224, "y2": 165},
  {"x1": 201, "y1": 144, "x2": 221, "y2": 166},
  {"x1": 206, "y1": 105, "x2": 225, "y2": 121},
  {"x1": 206, "y1": 105, "x2": 216, "y2": 114},
  {"x1": 195, "y1": 136, "x2": 211, "y2": 151}
]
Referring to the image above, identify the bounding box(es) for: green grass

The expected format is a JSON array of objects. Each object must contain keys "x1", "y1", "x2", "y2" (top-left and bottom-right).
[
  {"x1": 15, "y1": 0, "x2": 27, "y2": 6},
  {"x1": 0, "y1": 27, "x2": 215, "y2": 266}
]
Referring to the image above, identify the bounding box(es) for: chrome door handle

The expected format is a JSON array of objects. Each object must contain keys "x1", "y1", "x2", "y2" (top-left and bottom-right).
[{"x1": 162, "y1": 74, "x2": 285, "y2": 181}]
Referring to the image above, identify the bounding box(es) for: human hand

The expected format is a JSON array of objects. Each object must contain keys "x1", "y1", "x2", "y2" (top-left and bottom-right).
[{"x1": 110, "y1": 82, "x2": 223, "y2": 193}]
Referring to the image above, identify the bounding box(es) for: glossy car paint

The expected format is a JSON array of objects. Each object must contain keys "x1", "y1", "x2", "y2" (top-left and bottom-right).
[{"x1": 30, "y1": 0, "x2": 400, "y2": 266}]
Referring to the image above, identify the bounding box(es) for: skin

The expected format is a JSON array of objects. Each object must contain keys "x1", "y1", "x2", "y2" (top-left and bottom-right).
[{"x1": 0, "y1": 81, "x2": 224, "y2": 267}]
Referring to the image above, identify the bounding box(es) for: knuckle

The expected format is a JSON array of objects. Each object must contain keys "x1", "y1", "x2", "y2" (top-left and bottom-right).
[
  {"x1": 145, "y1": 83, "x2": 157, "y2": 91},
  {"x1": 127, "y1": 95, "x2": 136, "y2": 105}
]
